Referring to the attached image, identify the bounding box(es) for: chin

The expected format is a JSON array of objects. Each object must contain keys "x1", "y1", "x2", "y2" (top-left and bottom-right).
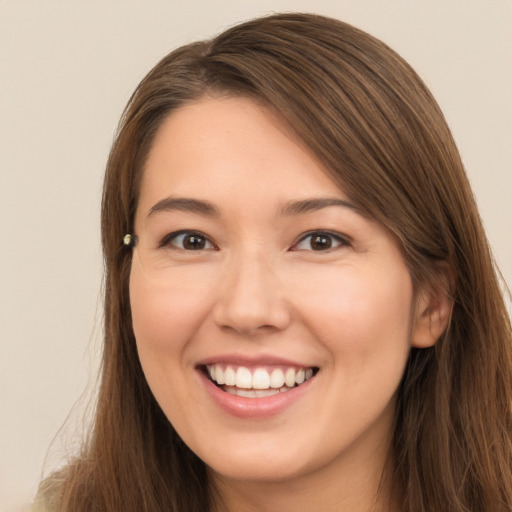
[
  {"x1": 207, "y1": 456, "x2": 309, "y2": 485},
  {"x1": 196, "y1": 430, "x2": 328, "y2": 485}
]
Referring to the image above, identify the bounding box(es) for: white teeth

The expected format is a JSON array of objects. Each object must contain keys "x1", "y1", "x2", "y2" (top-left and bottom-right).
[
  {"x1": 224, "y1": 366, "x2": 236, "y2": 386},
  {"x1": 236, "y1": 367, "x2": 253, "y2": 389},
  {"x1": 225, "y1": 387, "x2": 281, "y2": 398},
  {"x1": 214, "y1": 365, "x2": 225, "y2": 385},
  {"x1": 236, "y1": 388, "x2": 257, "y2": 398},
  {"x1": 252, "y1": 368, "x2": 270, "y2": 389},
  {"x1": 285, "y1": 368, "x2": 296, "y2": 387},
  {"x1": 206, "y1": 364, "x2": 316, "y2": 393},
  {"x1": 255, "y1": 388, "x2": 280, "y2": 397},
  {"x1": 270, "y1": 368, "x2": 285, "y2": 388}
]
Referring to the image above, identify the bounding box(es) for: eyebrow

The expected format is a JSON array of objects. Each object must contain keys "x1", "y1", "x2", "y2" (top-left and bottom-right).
[
  {"x1": 147, "y1": 197, "x2": 219, "y2": 218},
  {"x1": 145, "y1": 196, "x2": 360, "y2": 220},
  {"x1": 280, "y1": 197, "x2": 359, "y2": 216}
]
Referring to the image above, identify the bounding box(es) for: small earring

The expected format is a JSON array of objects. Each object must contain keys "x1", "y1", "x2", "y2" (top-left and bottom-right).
[{"x1": 123, "y1": 234, "x2": 137, "y2": 247}]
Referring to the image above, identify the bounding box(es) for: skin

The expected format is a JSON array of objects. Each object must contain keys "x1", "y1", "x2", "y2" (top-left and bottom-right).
[{"x1": 130, "y1": 96, "x2": 447, "y2": 512}]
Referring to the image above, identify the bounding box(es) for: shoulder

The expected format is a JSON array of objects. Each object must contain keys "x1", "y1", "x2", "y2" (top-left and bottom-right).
[{"x1": 30, "y1": 470, "x2": 67, "y2": 512}]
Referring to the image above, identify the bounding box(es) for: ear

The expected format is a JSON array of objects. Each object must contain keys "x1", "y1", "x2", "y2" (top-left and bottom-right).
[{"x1": 411, "y1": 266, "x2": 454, "y2": 349}]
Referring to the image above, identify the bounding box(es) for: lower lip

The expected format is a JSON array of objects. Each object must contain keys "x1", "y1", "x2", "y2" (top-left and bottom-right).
[{"x1": 198, "y1": 370, "x2": 315, "y2": 419}]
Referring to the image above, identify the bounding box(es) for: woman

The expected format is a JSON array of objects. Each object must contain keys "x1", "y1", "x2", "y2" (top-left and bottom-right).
[{"x1": 35, "y1": 12, "x2": 512, "y2": 512}]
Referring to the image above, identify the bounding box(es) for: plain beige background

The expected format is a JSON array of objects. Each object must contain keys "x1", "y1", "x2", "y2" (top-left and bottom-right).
[{"x1": 1, "y1": 1, "x2": 511, "y2": 510}]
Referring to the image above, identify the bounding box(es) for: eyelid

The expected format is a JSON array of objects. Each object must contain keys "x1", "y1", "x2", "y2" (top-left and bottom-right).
[
  {"x1": 290, "y1": 230, "x2": 351, "y2": 251},
  {"x1": 157, "y1": 229, "x2": 350, "y2": 251},
  {"x1": 159, "y1": 230, "x2": 218, "y2": 250}
]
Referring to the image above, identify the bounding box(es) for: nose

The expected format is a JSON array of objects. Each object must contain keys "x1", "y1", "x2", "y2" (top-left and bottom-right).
[{"x1": 212, "y1": 253, "x2": 291, "y2": 335}]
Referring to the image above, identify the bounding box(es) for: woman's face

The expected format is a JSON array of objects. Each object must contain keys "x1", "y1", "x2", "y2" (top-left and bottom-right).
[{"x1": 130, "y1": 96, "x2": 421, "y2": 485}]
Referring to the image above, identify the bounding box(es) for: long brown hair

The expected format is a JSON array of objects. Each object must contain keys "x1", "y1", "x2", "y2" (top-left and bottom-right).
[{"x1": 36, "y1": 13, "x2": 512, "y2": 512}]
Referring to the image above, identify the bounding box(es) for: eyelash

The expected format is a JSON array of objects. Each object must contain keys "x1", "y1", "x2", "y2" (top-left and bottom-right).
[
  {"x1": 159, "y1": 230, "x2": 217, "y2": 251},
  {"x1": 290, "y1": 230, "x2": 351, "y2": 252},
  {"x1": 159, "y1": 230, "x2": 351, "y2": 252}
]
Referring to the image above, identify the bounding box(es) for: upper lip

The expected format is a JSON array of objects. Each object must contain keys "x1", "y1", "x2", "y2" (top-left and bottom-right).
[{"x1": 196, "y1": 353, "x2": 317, "y2": 369}]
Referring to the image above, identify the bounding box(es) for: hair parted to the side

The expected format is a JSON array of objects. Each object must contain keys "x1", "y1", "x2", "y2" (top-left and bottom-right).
[{"x1": 35, "y1": 12, "x2": 512, "y2": 512}]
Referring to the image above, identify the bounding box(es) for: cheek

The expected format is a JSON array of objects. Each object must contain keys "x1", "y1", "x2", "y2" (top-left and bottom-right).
[
  {"x1": 129, "y1": 265, "x2": 211, "y2": 354},
  {"x1": 291, "y1": 262, "x2": 414, "y2": 368},
  {"x1": 128, "y1": 265, "x2": 214, "y2": 424}
]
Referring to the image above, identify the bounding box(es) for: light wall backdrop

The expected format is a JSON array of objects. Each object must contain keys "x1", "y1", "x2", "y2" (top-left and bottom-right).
[{"x1": 1, "y1": 1, "x2": 510, "y2": 510}]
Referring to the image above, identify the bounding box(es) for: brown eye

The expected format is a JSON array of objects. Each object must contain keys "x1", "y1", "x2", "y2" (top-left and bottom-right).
[
  {"x1": 183, "y1": 234, "x2": 207, "y2": 250},
  {"x1": 164, "y1": 231, "x2": 215, "y2": 250},
  {"x1": 291, "y1": 231, "x2": 349, "y2": 252},
  {"x1": 310, "y1": 234, "x2": 332, "y2": 251}
]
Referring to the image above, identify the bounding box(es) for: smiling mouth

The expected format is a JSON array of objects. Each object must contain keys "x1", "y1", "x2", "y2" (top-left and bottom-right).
[{"x1": 203, "y1": 364, "x2": 319, "y2": 398}]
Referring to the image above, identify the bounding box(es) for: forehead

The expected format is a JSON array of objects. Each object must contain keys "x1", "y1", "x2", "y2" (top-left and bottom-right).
[{"x1": 136, "y1": 96, "x2": 349, "y2": 219}]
